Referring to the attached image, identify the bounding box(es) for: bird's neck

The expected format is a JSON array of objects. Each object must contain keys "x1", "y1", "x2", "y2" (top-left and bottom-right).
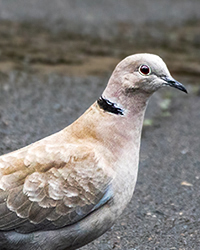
[
  {"x1": 70, "y1": 93, "x2": 148, "y2": 160},
  {"x1": 97, "y1": 91, "x2": 150, "y2": 154}
]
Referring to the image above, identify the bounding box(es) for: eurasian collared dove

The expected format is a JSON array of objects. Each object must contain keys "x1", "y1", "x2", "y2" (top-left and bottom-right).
[{"x1": 0, "y1": 54, "x2": 187, "y2": 250}]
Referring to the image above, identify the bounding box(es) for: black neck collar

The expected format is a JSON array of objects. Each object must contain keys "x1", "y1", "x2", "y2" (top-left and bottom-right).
[{"x1": 97, "y1": 96, "x2": 124, "y2": 115}]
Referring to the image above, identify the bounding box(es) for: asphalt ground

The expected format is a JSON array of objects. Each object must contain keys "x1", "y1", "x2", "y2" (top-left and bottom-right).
[{"x1": 0, "y1": 2, "x2": 199, "y2": 248}]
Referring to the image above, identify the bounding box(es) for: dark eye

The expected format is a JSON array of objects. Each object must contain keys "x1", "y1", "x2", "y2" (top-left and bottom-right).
[{"x1": 139, "y1": 65, "x2": 151, "y2": 76}]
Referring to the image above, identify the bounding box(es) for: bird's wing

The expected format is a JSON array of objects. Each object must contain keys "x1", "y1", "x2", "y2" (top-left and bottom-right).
[{"x1": 0, "y1": 135, "x2": 114, "y2": 233}]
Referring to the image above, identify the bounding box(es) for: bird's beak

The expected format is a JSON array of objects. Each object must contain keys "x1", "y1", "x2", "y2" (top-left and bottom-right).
[{"x1": 161, "y1": 76, "x2": 187, "y2": 93}]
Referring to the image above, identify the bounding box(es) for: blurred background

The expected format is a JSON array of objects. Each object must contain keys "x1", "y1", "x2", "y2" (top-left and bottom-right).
[{"x1": 0, "y1": 1, "x2": 199, "y2": 249}]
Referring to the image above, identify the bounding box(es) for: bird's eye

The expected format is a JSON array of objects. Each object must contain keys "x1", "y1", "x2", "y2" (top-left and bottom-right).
[{"x1": 139, "y1": 65, "x2": 151, "y2": 76}]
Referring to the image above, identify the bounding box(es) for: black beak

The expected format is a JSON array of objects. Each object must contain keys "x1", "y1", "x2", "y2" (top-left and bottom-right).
[{"x1": 161, "y1": 76, "x2": 187, "y2": 94}]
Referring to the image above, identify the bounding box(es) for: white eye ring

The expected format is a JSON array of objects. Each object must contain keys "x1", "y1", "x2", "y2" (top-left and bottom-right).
[{"x1": 139, "y1": 65, "x2": 151, "y2": 76}]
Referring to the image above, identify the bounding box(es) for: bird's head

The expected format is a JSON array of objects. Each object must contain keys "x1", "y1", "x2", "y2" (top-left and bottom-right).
[
  {"x1": 104, "y1": 54, "x2": 187, "y2": 100},
  {"x1": 115, "y1": 53, "x2": 187, "y2": 95},
  {"x1": 100, "y1": 53, "x2": 187, "y2": 115}
]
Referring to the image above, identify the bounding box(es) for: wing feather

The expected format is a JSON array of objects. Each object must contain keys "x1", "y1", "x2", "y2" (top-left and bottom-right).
[{"x1": 0, "y1": 136, "x2": 114, "y2": 233}]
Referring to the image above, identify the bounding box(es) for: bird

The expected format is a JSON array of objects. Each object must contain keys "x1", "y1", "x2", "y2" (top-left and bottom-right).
[{"x1": 0, "y1": 53, "x2": 187, "y2": 250}]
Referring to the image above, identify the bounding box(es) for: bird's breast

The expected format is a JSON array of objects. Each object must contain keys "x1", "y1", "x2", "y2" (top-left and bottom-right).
[{"x1": 107, "y1": 145, "x2": 140, "y2": 217}]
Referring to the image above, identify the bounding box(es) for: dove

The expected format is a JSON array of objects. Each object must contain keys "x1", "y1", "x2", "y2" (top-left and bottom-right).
[{"x1": 0, "y1": 53, "x2": 187, "y2": 250}]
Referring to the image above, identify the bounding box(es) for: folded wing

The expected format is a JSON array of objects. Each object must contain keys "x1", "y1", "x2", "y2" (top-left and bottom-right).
[{"x1": 0, "y1": 135, "x2": 114, "y2": 233}]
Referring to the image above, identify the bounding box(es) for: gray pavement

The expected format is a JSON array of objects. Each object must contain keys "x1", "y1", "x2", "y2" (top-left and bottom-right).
[
  {"x1": 0, "y1": 1, "x2": 199, "y2": 249},
  {"x1": 1, "y1": 0, "x2": 200, "y2": 39}
]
